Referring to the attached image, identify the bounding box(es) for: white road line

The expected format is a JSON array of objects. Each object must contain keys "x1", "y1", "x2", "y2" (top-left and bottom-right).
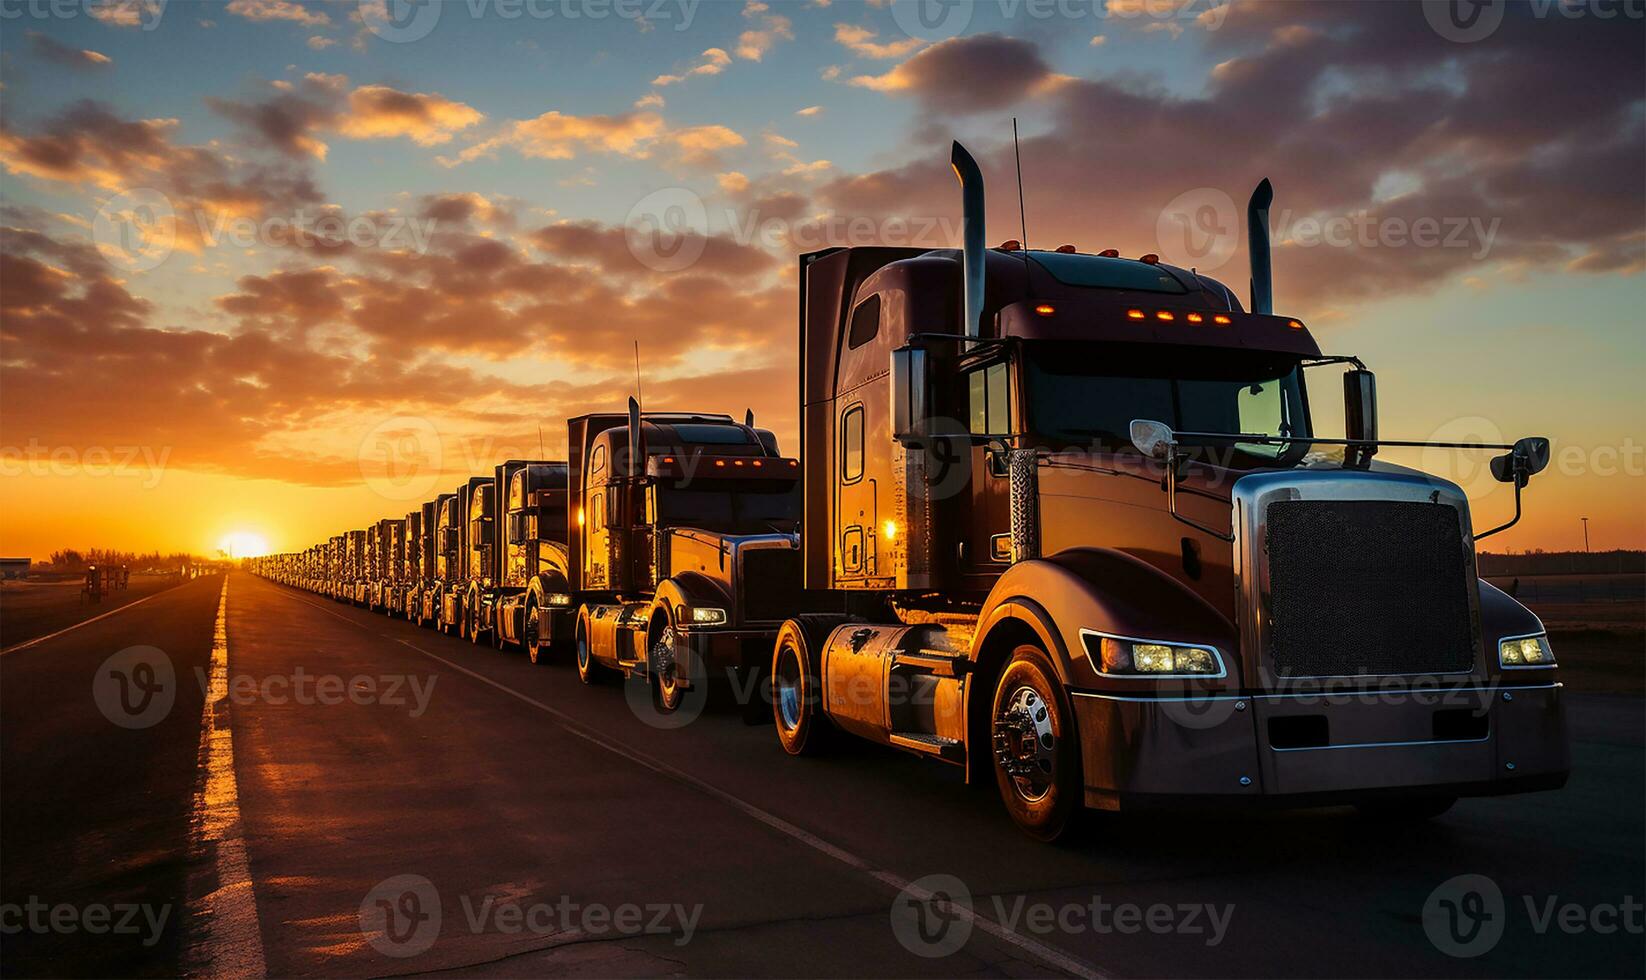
[
  {"x1": 0, "y1": 587, "x2": 175, "y2": 656},
  {"x1": 189, "y1": 578, "x2": 268, "y2": 979},
  {"x1": 278, "y1": 584, "x2": 1105, "y2": 979}
]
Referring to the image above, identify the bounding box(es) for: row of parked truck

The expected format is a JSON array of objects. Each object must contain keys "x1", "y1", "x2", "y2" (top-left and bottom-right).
[{"x1": 249, "y1": 142, "x2": 1567, "y2": 840}]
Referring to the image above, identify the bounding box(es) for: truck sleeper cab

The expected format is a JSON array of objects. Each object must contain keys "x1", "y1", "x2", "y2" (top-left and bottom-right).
[
  {"x1": 421, "y1": 493, "x2": 456, "y2": 628},
  {"x1": 566, "y1": 404, "x2": 816, "y2": 712},
  {"x1": 771, "y1": 141, "x2": 1567, "y2": 841},
  {"x1": 439, "y1": 476, "x2": 492, "y2": 639}
]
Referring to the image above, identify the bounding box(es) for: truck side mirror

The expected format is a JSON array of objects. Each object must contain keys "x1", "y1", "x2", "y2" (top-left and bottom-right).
[
  {"x1": 890, "y1": 346, "x2": 930, "y2": 443},
  {"x1": 1129, "y1": 419, "x2": 1174, "y2": 459},
  {"x1": 1343, "y1": 369, "x2": 1378, "y2": 444},
  {"x1": 1491, "y1": 437, "x2": 1551, "y2": 487}
]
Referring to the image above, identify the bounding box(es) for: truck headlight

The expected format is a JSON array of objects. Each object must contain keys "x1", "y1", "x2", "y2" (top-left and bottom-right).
[
  {"x1": 1084, "y1": 632, "x2": 1224, "y2": 676},
  {"x1": 1500, "y1": 634, "x2": 1555, "y2": 668},
  {"x1": 690, "y1": 606, "x2": 727, "y2": 625},
  {"x1": 545, "y1": 593, "x2": 572, "y2": 607}
]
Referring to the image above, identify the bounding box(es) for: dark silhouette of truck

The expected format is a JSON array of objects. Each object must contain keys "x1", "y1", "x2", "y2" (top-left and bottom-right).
[{"x1": 486, "y1": 460, "x2": 571, "y2": 660}]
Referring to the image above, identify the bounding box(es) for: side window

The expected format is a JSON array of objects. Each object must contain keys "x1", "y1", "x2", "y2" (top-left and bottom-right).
[
  {"x1": 965, "y1": 361, "x2": 1011, "y2": 435},
  {"x1": 590, "y1": 444, "x2": 606, "y2": 476},
  {"x1": 588, "y1": 492, "x2": 603, "y2": 530},
  {"x1": 847, "y1": 294, "x2": 881, "y2": 350},
  {"x1": 841, "y1": 405, "x2": 864, "y2": 482}
]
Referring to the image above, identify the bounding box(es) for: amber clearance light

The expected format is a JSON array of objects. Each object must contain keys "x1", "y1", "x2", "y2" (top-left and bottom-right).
[{"x1": 1034, "y1": 304, "x2": 1056, "y2": 316}]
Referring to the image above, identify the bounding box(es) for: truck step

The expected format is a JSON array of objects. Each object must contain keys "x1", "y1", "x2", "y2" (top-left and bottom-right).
[
  {"x1": 890, "y1": 649, "x2": 971, "y2": 677},
  {"x1": 888, "y1": 732, "x2": 965, "y2": 763}
]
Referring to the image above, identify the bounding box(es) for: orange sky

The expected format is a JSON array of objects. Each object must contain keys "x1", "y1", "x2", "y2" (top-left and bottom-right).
[{"x1": 1, "y1": 2, "x2": 1642, "y2": 560}]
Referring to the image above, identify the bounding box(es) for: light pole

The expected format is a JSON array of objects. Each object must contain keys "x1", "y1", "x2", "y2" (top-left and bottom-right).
[{"x1": 1580, "y1": 517, "x2": 1590, "y2": 554}]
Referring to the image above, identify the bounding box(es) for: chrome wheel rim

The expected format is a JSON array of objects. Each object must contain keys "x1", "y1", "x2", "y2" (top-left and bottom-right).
[
  {"x1": 577, "y1": 631, "x2": 591, "y2": 671},
  {"x1": 775, "y1": 645, "x2": 802, "y2": 731},
  {"x1": 993, "y1": 684, "x2": 1057, "y2": 803},
  {"x1": 653, "y1": 627, "x2": 680, "y2": 706},
  {"x1": 524, "y1": 605, "x2": 540, "y2": 659}
]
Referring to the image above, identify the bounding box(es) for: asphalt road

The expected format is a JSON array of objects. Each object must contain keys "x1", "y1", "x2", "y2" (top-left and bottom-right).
[{"x1": 3, "y1": 571, "x2": 1642, "y2": 978}]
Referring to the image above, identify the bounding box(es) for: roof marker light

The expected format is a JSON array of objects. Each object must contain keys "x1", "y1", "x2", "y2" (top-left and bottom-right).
[
  {"x1": 1213, "y1": 314, "x2": 1232, "y2": 325},
  {"x1": 999, "y1": 239, "x2": 1022, "y2": 251},
  {"x1": 1034, "y1": 304, "x2": 1056, "y2": 316},
  {"x1": 1126, "y1": 308, "x2": 1146, "y2": 320},
  {"x1": 1140, "y1": 253, "x2": 1160, "y2": 265},
  {"x1": 714, "y1": 459, "x2": 726, "y2": 467},
  {"x1": 1156, "y1": 310, "x2": 1175, "y2": 321},
  {"x1": 1098, "y1": 248, "x2": 1120, "y2": 258},
  {"x1": 1055, "y1": 244, "x2": 1077, "y2": 253},
  {"x1": 1186, "y1": 312, "x2": 1204, "y2": 324},
  {"x1": 1287, "y1": 319, "x2": 1304, "y2": 330}
]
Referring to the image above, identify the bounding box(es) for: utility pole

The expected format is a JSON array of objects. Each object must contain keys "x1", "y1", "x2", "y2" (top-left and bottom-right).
[{"x1": 1580, "y1": 516, "x2": 1590, "y2": 553}]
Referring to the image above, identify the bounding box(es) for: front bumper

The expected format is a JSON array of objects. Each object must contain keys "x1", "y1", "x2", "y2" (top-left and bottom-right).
[{"x1": 1072, "y1": 681, "x2": 1569, "y2": 810}]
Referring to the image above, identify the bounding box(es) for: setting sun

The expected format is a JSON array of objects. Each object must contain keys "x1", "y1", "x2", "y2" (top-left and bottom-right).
[{"x1": 218, "y1": 531, "x2": 270, "y2": 559}]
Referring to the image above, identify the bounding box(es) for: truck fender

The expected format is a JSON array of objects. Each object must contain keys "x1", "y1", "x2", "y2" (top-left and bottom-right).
[{"x1": 976, "y1": 547, "x2": 1238, "y2": 692}]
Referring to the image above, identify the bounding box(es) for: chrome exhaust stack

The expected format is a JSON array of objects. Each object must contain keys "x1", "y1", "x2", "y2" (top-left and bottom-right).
[
  {"x1": 1247, "y1": 178, "x2": 1274, "y2": 315},
  {"x1": 951, "y1": 141, "x2": 986, "y2": 338}
]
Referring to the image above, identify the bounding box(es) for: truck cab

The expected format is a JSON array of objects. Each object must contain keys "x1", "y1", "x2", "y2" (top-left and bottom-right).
[
  {"x1": 397, "y1": 509, "x2": 422, "y2": 620},
  {"x1": 344, "y1": 529, "x2": 367, "y2": 605},
  {"x1": 489, "y1": 460, "x2": 572, "y2": 660},
  {"x1": 566, "y1": 403, "x2": 815, "y2": 711},
  {"x1": 421, "y1": 493, "x2": 456, "y2": 627},
  {"x1": 771, "y1": 142, "x2": 1566, "y2": 841},
  {"x1": 439, "y1": 476, "x2": 493, "y2": 639}
]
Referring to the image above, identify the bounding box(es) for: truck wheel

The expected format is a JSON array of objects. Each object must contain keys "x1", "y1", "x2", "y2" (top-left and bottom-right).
[
  {"x1": 651, "y1": 623, "x2": 684, "y2": 713},
  {"x1": 771, "y1": 616, "x2": 835, "y2": 755},
  {"x1": 468, "y1": 597, "x2": 486, "y2": 646},
  {"x1": 990, "y1": 645, "x2": 1083, "y2": 843},
  {"x1": 490, "y1": 606, "x2": 506, "y2": 650},
  {"x1": 525, "y1": 600, "x2": 547, "y2": 664},
  {"x1": 575, "y1": 616, "x2": 610, "y2": 685}
]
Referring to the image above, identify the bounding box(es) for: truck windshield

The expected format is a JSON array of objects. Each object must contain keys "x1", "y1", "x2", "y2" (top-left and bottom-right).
[
  {"x1": 654, "y1": 482, "x2": 800, "y2": 534},
  {"x1": 1023, "y1": 342, "x2": 1310, "y2": 465}
]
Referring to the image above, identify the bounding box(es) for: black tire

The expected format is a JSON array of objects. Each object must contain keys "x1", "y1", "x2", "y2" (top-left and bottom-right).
[
  {"x1": 771, "y1": 615, "x2": 841, "y2": 756},
  {"x1": 575, "y1": 614, "x2": 610, "y2": 685},
  {"x1": 469, "y1": 597, "x2": 487, "y2": 646},
  {"x1": 490, "y1": 604, "x2": 506, "y2": 650},
  {"x1": 525, "y1": 600, "x2": 547, "y2": 664},
  {"x1": 990, "y1": 644, "x2": 1083, "y2": 843},
  {"x1": 1354, "y1": 796, "x2": 1457, "y2": 822},
  {"x1": 651, "y1": 619, "x2": 684, "y2": 714}
]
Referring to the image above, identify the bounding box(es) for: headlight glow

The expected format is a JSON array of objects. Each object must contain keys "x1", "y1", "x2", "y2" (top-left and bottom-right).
[
  {"x1": 545, "y1": 593, "x2": 572, "y2": 606},
  {"x1": 1093, "y1": 634, "x2": 1223, "y2": 676},
  {"x1": 690, "y1": 606, "x2": 727, "y2": 625},
  {"x1": 1500, "y1": 634, "x2": 1554, "y2": 667}
]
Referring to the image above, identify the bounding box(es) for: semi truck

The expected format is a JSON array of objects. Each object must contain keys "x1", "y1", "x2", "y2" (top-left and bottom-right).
[
  {"x1": 417, "y1": 493, "x2": 456, "y2": 627},
  {"x1": 368, "y1": 517, "x2": 401, "y2": 612},
  {"x1": 558, "y1": 402, "x2": 816, "y2": 711},
  {"x1": 486, "y1": 460, "x2": 572, "y2": 660},
  {"x1": 764, "y1": 141, "x2": 1566, "y2": 840},
  {"x1": 326, "y1": 534, "x2": 344, "y2": 599},
  {"x1": 437, "y1": 477, "x2": 491, "y2": 637},
  {"x1": 344, "y1": 528, "x2": 367, "y2": 604},
  {"x1": 394, "y1": 509, "x2": 423, "y2": 619}
]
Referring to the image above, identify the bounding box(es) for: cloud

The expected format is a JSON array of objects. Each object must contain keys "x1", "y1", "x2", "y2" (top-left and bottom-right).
[
  {"x1": 652, "y1": 47, "x2": 732, "y2": 87},
  {"x1": 335, "y1": 86, "x2": 483, "y2": 146},
  {"x1": 819, "y1": 7, "x2": 1645, "y2": 311},
  {"x1": 85, "y1": 0, "x2": 163, "y2": 28},
  {"x1": 737, "y1": 1, "x2": 794, "y2": 61},
  {"x1": 307, "y1": 35, "x2": 336, "y2": 50},
  {"x1": 849, "y1": 34, "x2": 1065, "y2": 112},
  {"x1": 444, "y1": 109, "x2": 742, "y2": 170},
  {"x1": 833, "y1": 23, "x2": 923, "y2": 59},
  {"x1": 26, "y1": 32, "x2": 113, "y2": 70},
  {"x1": 224, "y1": 0, "x2": 330, "y2": 26},
  {"x1": 795, "y1": 105, "x2": 823, "y2": 117}
]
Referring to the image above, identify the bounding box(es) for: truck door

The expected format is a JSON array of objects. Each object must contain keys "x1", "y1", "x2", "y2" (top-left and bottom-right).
[
  {"x1": 584, "y1": 444, "x2": 609, "y2": 588},
  {"x1": 835, "y1": 400, "x2": 876, "y2": 583},
  {"x1": 959, "y1": 357, "x2": 1014, "y2": 581}
]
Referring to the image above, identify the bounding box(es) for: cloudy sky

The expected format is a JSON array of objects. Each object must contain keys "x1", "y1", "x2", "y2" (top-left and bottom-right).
[{"x1": 1, "y1": 0, "x2": 1642, "y2": 559}]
